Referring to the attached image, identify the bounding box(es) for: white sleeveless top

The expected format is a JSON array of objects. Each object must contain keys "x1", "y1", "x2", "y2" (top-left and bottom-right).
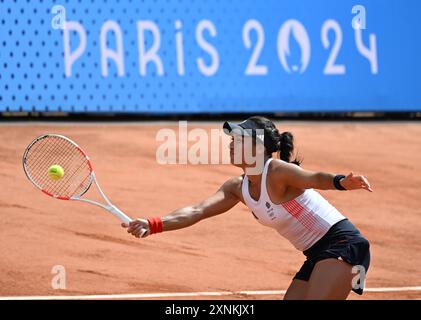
[{"x1": 242, "y1": 158, "x2": 346, "y2": 251}]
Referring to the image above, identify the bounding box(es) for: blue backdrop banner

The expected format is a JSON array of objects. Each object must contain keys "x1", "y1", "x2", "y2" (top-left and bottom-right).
[{"x1": 0, "y1": 0, "x2": 420, "y2": 113}]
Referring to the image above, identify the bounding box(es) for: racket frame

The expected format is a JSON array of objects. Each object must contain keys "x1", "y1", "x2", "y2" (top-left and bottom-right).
[
  {"x1": 23, "y1": 133, "x2": 136, "y2": 226},
  {"x1": 73, "y1": 172, "x2": 133, "y2": 225}
]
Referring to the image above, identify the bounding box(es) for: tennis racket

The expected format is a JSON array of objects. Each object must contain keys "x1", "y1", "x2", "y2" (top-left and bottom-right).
[{"x1": 22, "y1": 133, "x2": 147, "y2": 235}]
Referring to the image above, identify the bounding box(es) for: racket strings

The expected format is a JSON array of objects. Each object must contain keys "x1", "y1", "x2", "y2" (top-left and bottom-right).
[
  {"x1": 41, "y1": 137, "x2": 91, "y2": 197},
  {"x1": 26, "y1": 137, "x2": 69, "y2": 183},
  {"x1": 28, "y1": 138, "x2": 69, "y2": 182},
  {"x1": 26, "y1": 140, "x2": 64, "y2": 186},
  {"x1": 27, "y1": 137, "x2": 90, "y2": 197},
  {"x1": 56, "y1": 160, "x2": 90, "y2": 196},
  {"x1": 24, "y1": 135, "x2": 92, "y2": 198},
  {"x1": 25, "y1": 137, "x2": 79, "y2": 194}
]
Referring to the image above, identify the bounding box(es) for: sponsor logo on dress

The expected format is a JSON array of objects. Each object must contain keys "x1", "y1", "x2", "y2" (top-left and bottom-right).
[{"x1": 266, "y1": 202, "x2": 276, "y2": 220}]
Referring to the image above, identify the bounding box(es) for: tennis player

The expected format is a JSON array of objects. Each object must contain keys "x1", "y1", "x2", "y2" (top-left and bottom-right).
[{"x1": 122, "y1": 116, "x2": 372, "y2": 300}]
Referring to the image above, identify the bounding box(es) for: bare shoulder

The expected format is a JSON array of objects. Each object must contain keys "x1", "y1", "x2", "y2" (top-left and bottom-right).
[
  {"x1": 220, "y1": 175, "x2": 244, "y2": 198},
  {"x1": 269, "y1": 158, "x2": 301, "y2": 171},
  {"x1": 269, "y1": 158, "x2": 304, "y2": 179}
]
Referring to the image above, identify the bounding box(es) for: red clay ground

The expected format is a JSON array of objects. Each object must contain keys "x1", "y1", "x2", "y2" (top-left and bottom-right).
[{"x1": 0, "y1": 121, "x2": 420, "y2": 300}]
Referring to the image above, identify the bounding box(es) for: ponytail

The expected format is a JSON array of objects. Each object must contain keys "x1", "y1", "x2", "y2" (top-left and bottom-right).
[
  {"x1": 244, "y1": 116, "x2": 302, "y2": 166},
  {"x1": 278, "y1": 132, "x2": 302, "y2": 166}
]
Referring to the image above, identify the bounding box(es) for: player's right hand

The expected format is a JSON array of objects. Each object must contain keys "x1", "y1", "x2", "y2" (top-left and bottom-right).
[{"x1": 122, "y1": 218, "x2": 150, "y2": 238}]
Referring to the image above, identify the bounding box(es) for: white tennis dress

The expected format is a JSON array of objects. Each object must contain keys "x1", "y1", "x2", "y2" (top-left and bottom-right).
[{"x1": 242, "y1": 158, "x2": 346, "y2": 251}]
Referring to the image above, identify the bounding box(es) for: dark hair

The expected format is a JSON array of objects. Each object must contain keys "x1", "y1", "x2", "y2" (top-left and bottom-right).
[{"x1": 247, "y1": 116, "x2": 302, "y2": 166}]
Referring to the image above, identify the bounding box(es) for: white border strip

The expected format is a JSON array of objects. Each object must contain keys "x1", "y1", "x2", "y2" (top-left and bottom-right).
[{"x1": 1, "y1": 286, "x2": 421, "y2": 300}]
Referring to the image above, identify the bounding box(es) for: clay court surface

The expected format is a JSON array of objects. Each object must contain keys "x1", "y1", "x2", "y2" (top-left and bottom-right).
[{"x1": 0, "y1": 121, "x2": 420, "y2": 300}]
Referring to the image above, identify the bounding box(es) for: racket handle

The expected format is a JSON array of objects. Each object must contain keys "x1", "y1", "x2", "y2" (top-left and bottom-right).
[
  {"x1": 110, "y1": 206, "x2": 149, "y2": 237},
  {"x1": 140, "y1": 228, "x2": 148, "y2": 237},
  {"x1": 109, "y1": 205, "x2": 133, "y2": 225}
]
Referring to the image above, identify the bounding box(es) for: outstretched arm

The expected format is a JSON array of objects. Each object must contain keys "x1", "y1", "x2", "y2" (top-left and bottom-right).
[
  {"x1": 123, "y1": 177, "x2": 241, "y2": 238},
  {"x1": 273, "y1": 161, "x2": 373, "y2": 192}
]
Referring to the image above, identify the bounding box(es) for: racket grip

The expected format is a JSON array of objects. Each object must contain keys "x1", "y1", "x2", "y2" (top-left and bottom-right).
[
  {"x1": 109, "y1": 205, "x2": 133, "y2": 225},
  {"x1": 110, "y1": 206, "x2": 149, "y2": 237},
  {"x1": 140, "y1": 228, "x2": 148, "y2": 237}
]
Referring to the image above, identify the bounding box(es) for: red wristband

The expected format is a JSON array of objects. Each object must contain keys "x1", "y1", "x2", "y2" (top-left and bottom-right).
[{"x1": 147, "y1": 217, "x2": 163, "y2": 235}]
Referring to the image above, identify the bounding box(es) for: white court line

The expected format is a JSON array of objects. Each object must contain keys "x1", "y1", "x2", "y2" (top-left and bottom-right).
[{"x1": 1, "y1": 286, "x2": 421, "y2": 300}]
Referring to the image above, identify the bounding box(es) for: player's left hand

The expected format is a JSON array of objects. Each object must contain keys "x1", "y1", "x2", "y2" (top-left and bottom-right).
[
  {"x1": 340, "y1": 172, "x2": 373, "y2": 192},
  {"x1": 122, "y1": 218, "x2": 150, "y2": 238}
]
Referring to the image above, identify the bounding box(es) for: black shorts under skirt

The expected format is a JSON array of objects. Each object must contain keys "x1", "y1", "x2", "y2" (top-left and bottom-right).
[{"x1": 293, "y1": 218, "x2": 371, "y2": 295}]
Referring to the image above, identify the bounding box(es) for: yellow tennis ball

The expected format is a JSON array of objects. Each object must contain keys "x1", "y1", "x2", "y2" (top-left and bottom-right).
[{"x1": 48, "y1": 165, "x2": 64, "y2": 181}]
